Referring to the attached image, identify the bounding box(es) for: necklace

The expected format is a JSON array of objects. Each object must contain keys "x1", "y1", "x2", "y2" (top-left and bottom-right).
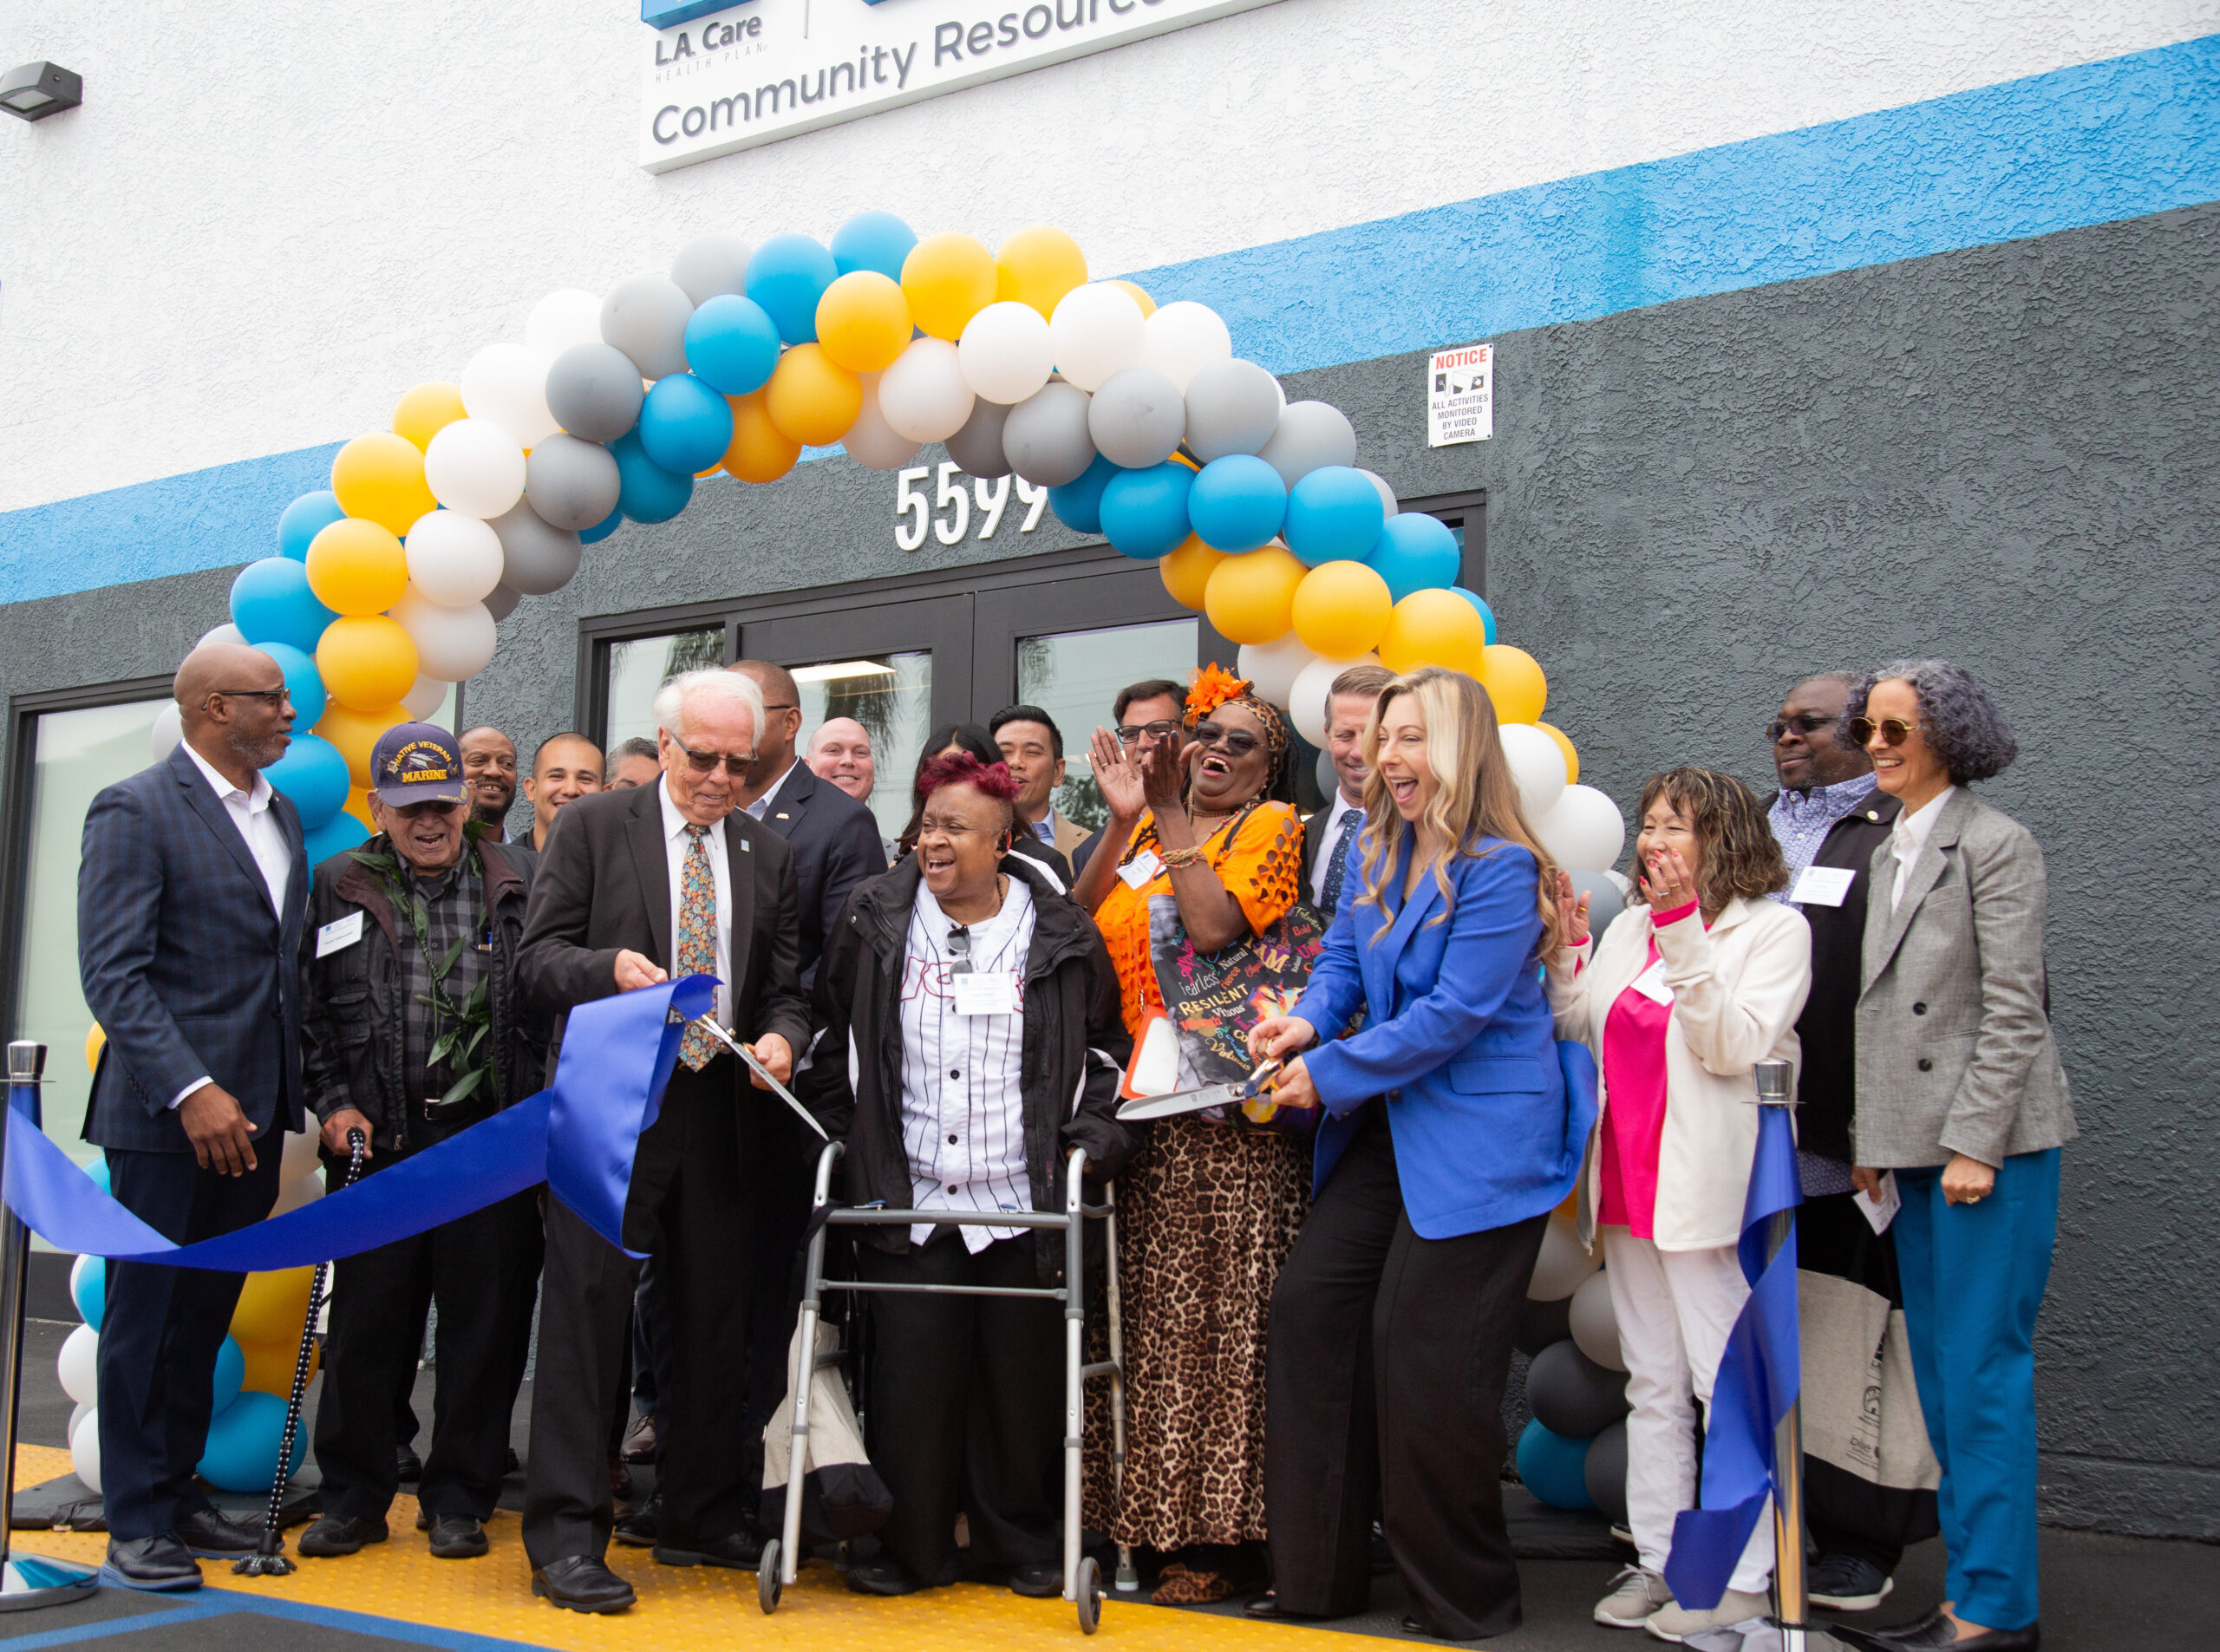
[{"x1": 939, "y1": 873, "x2": 1009, "y2": 927}]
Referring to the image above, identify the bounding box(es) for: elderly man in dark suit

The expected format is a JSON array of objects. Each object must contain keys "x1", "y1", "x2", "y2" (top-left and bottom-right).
[
  {"x1": 77, "y1": 640, "x2": 309, "y2": 1590},
  {"x1": 515, "y1": 667, "x2": 810, "y2": 1614}
]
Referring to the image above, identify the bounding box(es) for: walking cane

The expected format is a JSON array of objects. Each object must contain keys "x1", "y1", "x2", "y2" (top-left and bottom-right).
[{"x1": 235, "y1": 1126, "x2": 366, "y2": 1577}]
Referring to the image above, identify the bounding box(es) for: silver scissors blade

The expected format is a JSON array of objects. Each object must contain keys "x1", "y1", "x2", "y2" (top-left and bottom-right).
[
  {"x1": 693, "y1": 1016, "x2": 829, "y2": 1140},
  {"x1": 1114, "y1": 1059, "x2": 1283, "y2": 1122}
]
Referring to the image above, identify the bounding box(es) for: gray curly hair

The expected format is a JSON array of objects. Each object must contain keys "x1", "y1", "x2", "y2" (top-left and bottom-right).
[{"x1": 1841, "y1": 659, "x2": 2018, "y2": 784}]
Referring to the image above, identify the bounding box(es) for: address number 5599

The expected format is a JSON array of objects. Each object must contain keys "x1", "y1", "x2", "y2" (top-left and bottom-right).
[{"x1": 896, "y1": 462, "x2": 1048, "y2": 552}]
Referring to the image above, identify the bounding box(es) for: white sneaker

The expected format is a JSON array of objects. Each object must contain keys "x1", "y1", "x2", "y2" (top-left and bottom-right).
[
  {"x1": 1644, "y1": 1588, "x2": 1771, "y2": 1642},
  {"x1": 1594, "y1": 1566, "x2": 1674, "y2": 1628}
]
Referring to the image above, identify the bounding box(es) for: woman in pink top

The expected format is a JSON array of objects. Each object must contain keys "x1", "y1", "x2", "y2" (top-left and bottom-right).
[{"x1": 1548, "y1": 770, "x2": 1811, "y2": 1642}]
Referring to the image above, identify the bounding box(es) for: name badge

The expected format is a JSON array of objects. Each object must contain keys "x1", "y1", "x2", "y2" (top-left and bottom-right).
[
  {"x1": 951, "y1": 972, "x2": 1021, "y2": 1015},
  {"x1": 1630, "y1": 959, "x2": 1673, "y2": 1007},
  {"x1": 316, "y1": 911, "x2": 365, "y2": 958},
  {"x1": 1791, "y1": 865, "x2": 1857, "y2": 908},
  {"x1": 1118, "y1": 850, "x2": 1162, "y2": 889}
]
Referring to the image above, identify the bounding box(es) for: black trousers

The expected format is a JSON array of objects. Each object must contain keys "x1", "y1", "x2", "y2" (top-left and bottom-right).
[
  {"x1": 1264, "y1": 1110, "x2": 1547, "y2": 1639},
  {"x1": 523, "y1": 1057, "x2": 757, "y2": 1566},
  {"x1": 312, "y1": 1157, "x2": 542, "y2": 1524},
  {"x1": 98, "y1": 1146, "x2": 282, "y2": 1542},
  {"x1": 859, "y1": 1233, "x2": 1062, "y2": 1584}
]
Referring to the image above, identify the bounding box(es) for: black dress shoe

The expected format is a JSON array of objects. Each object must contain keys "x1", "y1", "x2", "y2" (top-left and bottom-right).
[
  {"x1": 1848, "y1": 1616, "x2": 2040, "y2": 1651},
  {"x1": 1400, "y1": 1612, "x2": 1485, "y2": 1641},
  {"x1": 103, "y1": 1534, "x2": 202, "y2": 1591},
  {"x1": 1009, "y1": 1559, "x2": 1063, "y2": 1598},
  {"x1": 612, "y1": 1492, "x2": 660, "y2": 1547},
  {"x1": 654, "y1": 1527, "x2": 765, "y2": 1570},
  {"x1": 174, "y1": 1506, "x2": 258, "y2": 1557},
  {"x1": 395, "y1": 1444, "x2": 422, "y2": 1482},
  {"x1": 532, "y1": 1553, "x2": 636, "y2": 1614},
  {"x1": 428, "y1": 1515, "x2": 489, "y2": 1559},
  {"x1": 297, "y1": 1514, "x2": 389, "y2": 1557},
  {"x1": 1247, "y1": 1591, "x2": 1335, "y2": 1620},
  {"x1": 847, "y1": 1557, "x2": 927, "y2": 1596}
]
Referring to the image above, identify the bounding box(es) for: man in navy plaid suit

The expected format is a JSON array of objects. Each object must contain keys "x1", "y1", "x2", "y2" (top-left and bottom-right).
[{"x1": 77, "y1": 640, "x2": 310, "y2": 1590}]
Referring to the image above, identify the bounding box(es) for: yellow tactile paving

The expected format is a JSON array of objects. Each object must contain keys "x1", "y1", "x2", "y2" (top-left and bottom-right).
[{"x1": 11, "y1": 1444, "x2": 1376, "y2": 1650}]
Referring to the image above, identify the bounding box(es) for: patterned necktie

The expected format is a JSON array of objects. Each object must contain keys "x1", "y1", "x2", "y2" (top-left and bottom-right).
[
  {"x1": 677, "y1": 825, "x2": 718, "y2": 1071},
  {"x1": 1318, "y1": 807, "x2": 1360, "y2": 919}
]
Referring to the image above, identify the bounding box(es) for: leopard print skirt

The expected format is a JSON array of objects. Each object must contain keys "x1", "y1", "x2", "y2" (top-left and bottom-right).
[{"x1": 1084, "y1": 1116, "x2": 1309, "y2": 1549}]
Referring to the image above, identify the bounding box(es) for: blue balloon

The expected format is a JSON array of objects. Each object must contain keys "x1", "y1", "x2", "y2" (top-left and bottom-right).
[
  {"x1": 746, "y1": 233, "x2": 838, "y2": 346},
  {"x1": 69, "y1": 1255, "x2": 102, "y2": 1331},
  {"x1": 302, "y1": 811, "x2": 369, "y2": 868},
  {"x1": 1365, "y1": 512, "x2": 1462, "y2": 604},
  {"x1": 253, "y1": 640, "x2": 326, "y2": 729},
  {"x1": 1186, "y1": 454, "x2": 1286, "y2": 553},
  {"x1": 1099, "y1": 462, "x2": 1195, "y2": 561},
  {"x1": 87, "y1": 1155, "x2": 110, "y2": 1197},
  {"x1": 1451, "y1": 586, "x2": 1498, "y2": 643},
  {"x1": 1046, "y1": 454, "x2": 1119, "y2": 536},
  {"x1": 610, "y1": 431, "x2": 695, "y2": 525},
  {"x1": 1283, "y1": 465, "x2": 1386, "y2": 567},
  {"x1": 637, "y1": 374, "x2": 735, "y2": 476},
  {"x1": 684, "y1": 294, "x2": 782, "y2": 396},
  {"x1": 1516, "y1": 1418, "x2": 1596, "y2": 1512},
  {"x1": 277, "y1": 491, "x2": 345, "y2": 561},
  {"x1": 198, "y1": 1390, "x2": 307, "y2": 1493},
  {"x1": 580, "y1": 507, "x2": 623, "y2": 545},
  {"x1": 230, "y1": 558, "x2": 336, "y2": 655},
  {"x1": 265, "y1": 734, "x2": 349, "y2": 831},
  {"x1": 832, "y1": 211, "x2": 917, "y2": 282},
  {"x1": 211, "y1": 1335, "x2": 245, "y2": 1415}
]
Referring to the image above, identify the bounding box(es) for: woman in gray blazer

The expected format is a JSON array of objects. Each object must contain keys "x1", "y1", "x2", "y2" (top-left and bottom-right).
[{"x1": 1845, "y1": 660, "x2": 2073, "y2": 1652}]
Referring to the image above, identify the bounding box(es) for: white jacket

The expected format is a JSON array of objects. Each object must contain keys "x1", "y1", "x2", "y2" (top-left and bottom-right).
[{"x1": 1548, "y1": 895, "x2": 1812, "y2": 1252}]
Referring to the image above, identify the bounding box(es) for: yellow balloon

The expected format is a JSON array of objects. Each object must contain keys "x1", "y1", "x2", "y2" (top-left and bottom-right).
[
  {"x1": 238, "y1": 1336, "x2": 317, "y2": 1396},
  {"x1": 1291, "y1": 562, "x2": 1393, "y2": 659},
  {"x1": 722, "y1": 392, "x2": 801, "y2": 483},
  {"x1": 318, "y1": 701, "x2": 408, "y2": 785},
  {"x1": 764, "y1": 343, "x2": 862, "y2": 447},
  {"x1": 901, "y1": 232, "x2": 998, "y2": 341},
  {"x1": 1479, "y1": 643, "x2": 1548, "y2": 724},
  {"x1": 1203, "y1": 544, "x2": 1307, "y2": 645},
  {"x1": 305, "y1": 518, "x2": 408, "y2": 617},
  {"x1": 1377, "y1": 589, "x2": 1488, "y2": 675},
  {"x1": 330, "y1": 432, "x2": 437, "y2": 537},
  {"x1": 230, "y1": 1266, "x2": 315, "y2": 1346},
  {"x1": 1109, "y1": 279, "x2": 1157, "y2": 318},
  {"x1": 815, "y1": 271, "x2": 912, "y2": 374},
  {"x1": 995, "y1": 225, "x2": 1087, "y2": 319},
  {"x1": 85, "y1": 1023, "x2": 105, "y2": 1075},
  {"x1": 1159, "y1": 535, "x2": 1224, "y2": 609},
  {"x1": 391, "y1": 382, "x2": 467, "y2": 452},
  {"x1": 342, "y1": 790, "x2": 376, "y2": 831},
  {"x1": 317, "y1": 615, "x2": 420, "y2": 713},
  {"x1": 1537, "y1": 720, "x2": 1579, "y2": 784}
]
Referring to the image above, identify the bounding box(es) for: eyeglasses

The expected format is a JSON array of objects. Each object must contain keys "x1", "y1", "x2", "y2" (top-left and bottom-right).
[
  {"x1": 1117, "y1": 719, "x2": 1181, "y2": 744},
  {"x1": 207, "y1": 687, "x2": 291, "y2": 708},
  {"x1": 1848, "y1": 716, "x2": 1923, "y2": 748},
  {"x1": 761, "y1": 702, "x2": 799, "y2": 712},
  {"x1": 946, "y1": 924, "x2": 973, "y2": 975},
  {"x1": 666, "y1": 732, "x2": 754, "y2": 776},
  {"x1": 1188, "y1": 722, "x2": 1263, "y2": 757},
  {"x1": 1766, "y1": 713, "x2": 1838, "y2": 742}
]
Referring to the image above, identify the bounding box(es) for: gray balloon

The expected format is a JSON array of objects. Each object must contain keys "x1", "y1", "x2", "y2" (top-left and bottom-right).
[
  {"x1": 1184, "y1": 358, "x2": 1283, "y2": 462},
  {"x1": 669, "y1": 232, "x2": 752, "y2": 307},
  {"x1": 1583, "y1": 1420, "x2": 1629, "y2": 1525},
  {"x1": 1002, "y1": 382, "x2": 1096, "y2": 487},
  {"x1": 545, "y1": 343, "x2": 646, "y2": 443},
  {"x1": 1087, "y1": 368, "x2": 1185, "y2": 470},
  {"x1": 1258, "y1": 399, "x2": 1358, "y2": 487},
  {"x1": 526, "y1": 434, "x2": 622, "y2": 532},
  {"x1": 945, "y1": 398, "x2": 1011, "y2": 479},
  {"x1": 489, "y1": 501, "x2": 583, "y2": 597},
  {"x1": 599, "y1": 274, "x2": 694, "y2": 380},
  {"x1": 1527, "y1": 1339, "x2": 1629, "y2": 1440},
  {"x1": 1570, "y1": 870, "x2": 1626, "y2": 942},
  {"x1": 483, "y1": 584, "x2": 522, "y2": 623}
]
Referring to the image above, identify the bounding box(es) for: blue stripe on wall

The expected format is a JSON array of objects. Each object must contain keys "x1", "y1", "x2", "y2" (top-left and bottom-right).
[{"x1": 3, "y1": 33, "x2": 2214, "y2": 609}]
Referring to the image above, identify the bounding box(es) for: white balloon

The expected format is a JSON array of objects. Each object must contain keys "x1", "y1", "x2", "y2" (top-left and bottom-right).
[
  {"x1": 1498, "y1": 723, "x2": 1570, "y2": 821},
  {"x1": 69, "y1": 1406, "x2": 101, "y2": 1495},
  {"x1": 1287, "y1": 652, "x2": 1378, "y2": 748},
  {"x1": 526, "y1": 289, "x2": 604, "y2": 361},
  {"x1": 402, "y1": 509, "x2": 506, "y2": 605},
  {"x1": 957, "y1": 301, "x2": 1056, "y2": 405},
  {"x1": 59, "y1": 1322, "x2": 98, "y2": 1407},
  {"x1": 843, "y1": 374, "x2": 924, "y2": 471},
  {"x1": 150, "y1": 702, "x2": 183, "y2": 761},
  {"x1": 877, "y1": 338, "x2": 976, "y2": 445},
  {"x1": 388, "y1": 588, "x2": 497, "y2": 682},
  {"x1": 280, "y1": 1127, "x2": 323, "y2": 1184},
  {"x1": 1570, "y1": 1270, "x2": 1626, "y2": 1372},
  {"x1": 402, "y1": 674, "x2": 450, "y2": 721},
  {"x1": 1535, "y1": 784, "x2": 1627, "y2": 873},
  {"x1": 198, "y1": 623, "x2": 246, "y2": 650},
  {"x1": 1356, "y1": 468, "x2": 1399, "y2": 519},
  {"x1": 460, "y1": 342, "x2": 559, "y2": 448},
  {"x1": 1139, "y1": 300, "x2": 1232, "y2": 393},
  {"x1": 69, "y1": 1400, "x2": 89, "y2": 1442},
  {"x1": 273, "y1": 1174, "x2": 324, "y2": 1218},
  {"x1": 1048, "y1": 284, "x2": 1146, "y2": 393},
  {"x1": 423, "y1": 419, "x2": 527, "y2": 519},
  {"x1": 1237, "y1": 632, "x2": 1316, "y2": 712},
  {"x1": 1527, "y1": 1211, "x2": 1599, "y2": 1300}
]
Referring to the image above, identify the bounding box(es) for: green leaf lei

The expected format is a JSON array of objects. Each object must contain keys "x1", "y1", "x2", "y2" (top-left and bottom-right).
[{"x1": 347, "y1": 821, "x2": 498, "y2": 1111}]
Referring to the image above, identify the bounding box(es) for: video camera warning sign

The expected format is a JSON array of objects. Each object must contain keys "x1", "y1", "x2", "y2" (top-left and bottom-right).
[{"x1": 1427, "y1": 343, "x2": 1493, "y2": 447}]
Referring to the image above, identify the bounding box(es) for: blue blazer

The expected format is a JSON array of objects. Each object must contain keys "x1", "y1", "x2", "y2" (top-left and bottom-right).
[
  {"x1": 1295, "y1": 826, "x2": 1581, "y2": 1240},
  {"x1": 77, "y1": 742, "x2": 310, "y2": 1153}
]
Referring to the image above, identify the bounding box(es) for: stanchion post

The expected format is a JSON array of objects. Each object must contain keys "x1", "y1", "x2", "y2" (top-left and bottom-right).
[{"x1": 1753, "y1": 1057, "x2": 1806, "y2": 1652}]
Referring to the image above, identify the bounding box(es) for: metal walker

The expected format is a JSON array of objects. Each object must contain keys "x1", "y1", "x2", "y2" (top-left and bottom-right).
[{"x1": 757, "y1": 1140, "x2": 1129, "y2": 1634}]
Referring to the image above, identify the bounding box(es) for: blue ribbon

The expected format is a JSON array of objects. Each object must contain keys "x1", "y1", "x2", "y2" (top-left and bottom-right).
[
  {"x1": 1, "y1": 976, "x2": 715, "y2": 1270},
  {"x1": 1662, "y1": 1101, "x2": 1802, "y2": 1611}
]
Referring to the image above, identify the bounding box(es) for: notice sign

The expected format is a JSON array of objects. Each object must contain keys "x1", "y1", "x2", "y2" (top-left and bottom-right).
[
  {"x1": 1427, "y1": 343, "x2": 1493, "y2": 447},
  {"x1": 642, "y1": 0, "x2": 1286, "y2": 173}
]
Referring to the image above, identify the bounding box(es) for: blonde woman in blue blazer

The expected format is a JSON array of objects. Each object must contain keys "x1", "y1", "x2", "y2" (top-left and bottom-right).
[{"x1": 1247, "y1": 668, "x2": 1585, "y2": 1642}]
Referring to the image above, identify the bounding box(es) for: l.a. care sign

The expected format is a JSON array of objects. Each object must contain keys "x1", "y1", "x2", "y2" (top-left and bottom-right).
[{"x1": 641, "y1": 0, "x2": 1284, "y2": 172}]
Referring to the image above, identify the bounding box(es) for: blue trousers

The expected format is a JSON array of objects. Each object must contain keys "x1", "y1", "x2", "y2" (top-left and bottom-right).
[{"x1": 1892, "y1": 1148, "x2": 2059, "y2": 1631}]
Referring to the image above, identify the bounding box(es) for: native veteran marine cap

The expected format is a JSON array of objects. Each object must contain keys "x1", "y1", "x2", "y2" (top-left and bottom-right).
[{"x1": 369, "y1": 722, "x2": 470, "y2": 807}]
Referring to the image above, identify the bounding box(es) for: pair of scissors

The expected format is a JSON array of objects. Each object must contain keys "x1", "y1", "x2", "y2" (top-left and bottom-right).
[
  {"x1": 1115, "y1": 1058, "x2": 1284, "y2": 1121},
  {"x1": 689, "y1": 1015, "x2": 830, "y2": 1140}
]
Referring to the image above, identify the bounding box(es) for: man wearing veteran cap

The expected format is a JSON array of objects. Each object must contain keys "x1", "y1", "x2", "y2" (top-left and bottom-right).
[{"x1": 294, "y1": 723, "x2": 550, "y2": 1564}]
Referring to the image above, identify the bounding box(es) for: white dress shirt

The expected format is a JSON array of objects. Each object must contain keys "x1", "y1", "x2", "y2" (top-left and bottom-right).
[
  {"x1": 1307, "y1": 790, "x2": 1364, "y2": 908},
  {"x1": 898, "y1": 878, "x2": 1035, "y2": 1250},
  {"x1": 660, "y1": 777, "x2": 735, "y2": 1025},
  {"x1": 1889, "y1": 785, "x2": 1957, "y2": 911},
  {"x1": 742, "y1": 759, "x2": 802, "y2": 821},
  {"x1": 173, "y1": 741, "x2": 293, "y2": 1108}
]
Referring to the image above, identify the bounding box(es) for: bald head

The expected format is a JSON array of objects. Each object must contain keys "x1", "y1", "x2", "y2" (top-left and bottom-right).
[
  {"x1": 174, "y1": 642, "x2": 280, "y2": 728},
  {"x1": 730, "y1": 660, "x2": 802, "y2": 787},
  {"x1": 806, "y1": 715, "x2": 875, "y2": 803},
  {"x1": 173, "y1": 640, "x2": 292, "y2": 779}
]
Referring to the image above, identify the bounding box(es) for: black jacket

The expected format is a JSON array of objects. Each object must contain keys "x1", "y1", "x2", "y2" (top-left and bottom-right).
[
  {"x1": 299, "y1": 835, "x2": 549, "y2": 1159},
  {"x1": 800, "y1": 854, "x2": 1135, "y2": 1283},
  {"x1": 753, "y1": 761, "x2": 890, "y2": 988}
]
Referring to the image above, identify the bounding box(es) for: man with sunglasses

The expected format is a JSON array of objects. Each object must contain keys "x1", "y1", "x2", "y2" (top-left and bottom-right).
[{"x1": 1070, "y1": 678, "x2": 1185, "y2": 876}]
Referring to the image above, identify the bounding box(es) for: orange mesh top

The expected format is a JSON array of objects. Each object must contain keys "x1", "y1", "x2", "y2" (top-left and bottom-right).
[{"x1": 1094, "y1": 801, "x2": 1305, "y2": 1038}]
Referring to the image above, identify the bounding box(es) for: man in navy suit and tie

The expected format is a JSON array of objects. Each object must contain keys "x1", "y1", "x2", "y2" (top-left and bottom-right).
[{"x1": 77, "y1": 640, "x2": 310, "y2": 1590}]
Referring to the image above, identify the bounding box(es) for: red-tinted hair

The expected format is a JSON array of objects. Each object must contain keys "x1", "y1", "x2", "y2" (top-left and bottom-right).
[{"x1": 917, "y1": 751, "x2": 1021, "y2": 806}]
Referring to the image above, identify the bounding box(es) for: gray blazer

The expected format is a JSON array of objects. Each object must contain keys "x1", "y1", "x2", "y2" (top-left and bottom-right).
[{"x1": 1853, "y1": 788, "x2": 2076, "y2": 1168}]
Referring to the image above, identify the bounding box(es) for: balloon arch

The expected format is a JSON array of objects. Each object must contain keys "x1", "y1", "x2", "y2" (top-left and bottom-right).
[{"x1": 205, "y1": 212, "x2": 1624, "y2": 872}]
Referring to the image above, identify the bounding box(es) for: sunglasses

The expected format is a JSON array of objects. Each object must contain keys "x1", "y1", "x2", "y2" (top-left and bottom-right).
[
  {"x1": 1188, "y1": 722, "x2": 1263, "y2": 758},
  {"x1": 1116, "y1": 719, "x2": 1181, "y2": 744},
  {"x1": 946, "y1": 924, "x2": 973, "y2": 975},
  {"x1": 208, "y1": 687, "x2": 292, "y2": 708},
  {"x1": 1766, "y1": 712, "x2": 1838, "y2": 742},
  {"x1": 666, "y1": 732, "x2": 754, "y2": 777},
  {"x1": 1848, "y1": 716, "x2": 1923, "y2": 748}
]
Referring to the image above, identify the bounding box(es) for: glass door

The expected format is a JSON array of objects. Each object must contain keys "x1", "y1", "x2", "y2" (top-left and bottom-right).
[{"x1": 1015, "y1": 617, "x2": 1198, "y2": 832}]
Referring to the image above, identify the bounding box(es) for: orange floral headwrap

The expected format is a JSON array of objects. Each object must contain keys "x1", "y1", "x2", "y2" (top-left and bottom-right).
[{"x1": 1182, "y1": 664, "x2": 1290, "y2": 760}]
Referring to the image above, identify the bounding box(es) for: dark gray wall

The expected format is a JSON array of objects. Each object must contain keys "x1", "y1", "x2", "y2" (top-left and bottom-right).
[{"x1": 5, "y1": 202, "x2": 2212, "y2": 1535}]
